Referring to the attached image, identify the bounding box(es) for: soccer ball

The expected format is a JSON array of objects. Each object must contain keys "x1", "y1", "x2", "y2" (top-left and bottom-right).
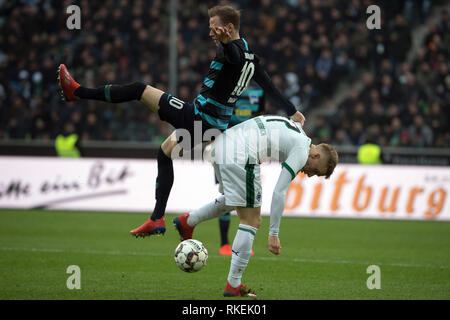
[{"x1": 174, "y1": 239, "x2": 208, "y2": 272}]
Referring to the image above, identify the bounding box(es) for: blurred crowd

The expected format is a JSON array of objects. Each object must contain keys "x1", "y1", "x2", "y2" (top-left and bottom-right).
[
  {"x1": 312, "y1": 5, "x2": 449, "y2": 148},
  {"x1": 0, "y1": 0, "x2": 448, "y2": 148}
]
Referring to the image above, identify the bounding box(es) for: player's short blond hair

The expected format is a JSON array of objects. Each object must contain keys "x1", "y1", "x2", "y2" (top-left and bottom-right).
[
  {"x1": 320, "y1": 143, "x2": 338, "y2": 179},
  {"x1": 208, "y1": 5, "x2": 241, "y2": 30}
]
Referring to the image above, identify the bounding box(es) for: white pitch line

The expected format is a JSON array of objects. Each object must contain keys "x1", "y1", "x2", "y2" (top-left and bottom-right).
[
  {"x1": 1, "y1": 246, "x2": 449, "y2": 270},
  {"x1": 254, "y1": 256, "x2": 450, "y2": 269}
]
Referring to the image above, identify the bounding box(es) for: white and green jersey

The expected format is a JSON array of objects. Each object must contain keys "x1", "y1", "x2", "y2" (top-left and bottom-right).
[
  {"x1": 212, "y1": 115, "x2": 311, "y2": 177},
  {"x1": 211, "y1": 115, "x2": 312, "y2": 237}
]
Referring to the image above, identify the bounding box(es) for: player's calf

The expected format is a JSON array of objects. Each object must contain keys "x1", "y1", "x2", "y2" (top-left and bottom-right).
[
  {"x1": 74, "y1": 82, "x2": 147, "y2": 103},
  {"x1": 57, "y1": 64, "x2": 148, "y2": 104}
]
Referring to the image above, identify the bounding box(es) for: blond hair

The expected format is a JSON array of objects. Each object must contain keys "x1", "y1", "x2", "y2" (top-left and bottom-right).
[{"x1": 320, "y1": 143, "x2": 338, "y2": 179}]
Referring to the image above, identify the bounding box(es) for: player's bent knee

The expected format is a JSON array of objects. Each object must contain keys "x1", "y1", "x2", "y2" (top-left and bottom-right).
[
  {"x1": 246, "y1": 218, "x2": 261, "y2": 229},
  {"x1": 140, "y1": 85, "x2": 164, "y2": 113},
  {"x1": 253, "y1": 215, "x2": 262, "y2": 229},
  {"x1": 237, "y1": 207, "x2": 261, "y2": 229},
  {"x1": 161, "y1": 132, "x2": 179, "y2": 158}
]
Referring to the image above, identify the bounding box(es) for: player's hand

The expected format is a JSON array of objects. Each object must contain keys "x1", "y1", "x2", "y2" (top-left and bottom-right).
[
  {"x1": 290, "y1": 111, "x2": 305, "y2": 127},
  {"x1": 268, "y1": 235, "x2": 281, "y2": 255},
  {"x1": 212, "y1": 26, "x2": 232, "y2": 44}
]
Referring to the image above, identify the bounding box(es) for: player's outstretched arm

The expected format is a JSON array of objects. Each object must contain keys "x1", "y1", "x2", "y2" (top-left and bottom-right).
[
  {"x1": 253, "y1": 64, "x2": 306, "y2": 126},
  {"x1": 289, "y1": 111, "x2": 305, "y2": 126},
  {"x1": 268, "y1": 168, "x2": 293, "y2": 255}
]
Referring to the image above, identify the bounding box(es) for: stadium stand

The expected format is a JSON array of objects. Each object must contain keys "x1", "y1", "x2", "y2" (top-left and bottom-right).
[{"x1": 0, "y1": 0, "x2": 448, "y2": 148}]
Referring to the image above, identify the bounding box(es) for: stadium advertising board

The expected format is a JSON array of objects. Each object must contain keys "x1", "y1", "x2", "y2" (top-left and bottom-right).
[{"x1": 0, "y1": 157, "x2": 449, "y2": 221}]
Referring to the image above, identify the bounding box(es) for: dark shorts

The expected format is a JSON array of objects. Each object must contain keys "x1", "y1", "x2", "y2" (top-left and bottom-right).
[{"x1": 158, "y1": 93, "x2": 217, "y2": 151}]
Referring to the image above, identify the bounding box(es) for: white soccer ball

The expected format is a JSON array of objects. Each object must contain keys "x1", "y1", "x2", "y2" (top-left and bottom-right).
[{"x1": 174, "y1": 239, "x2": 208, "y2": 272}]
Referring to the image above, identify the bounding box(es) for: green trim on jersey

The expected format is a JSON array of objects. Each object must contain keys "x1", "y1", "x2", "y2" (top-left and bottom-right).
[
  {"x1": 254, "y1": 117, "x2": 265, "y2": 131},
  {"x1": 245, "y1": 160, "x2": 256, "y2": 207},
  {"x1": 282, "y1": 162, "x2": 296, "y2": 180},
  {"x1": 238, "y1": 226, "x2": 256, "y2": 236},
  {"x1": 266, "y1": 118, "x2": 301, "y2": 134}
]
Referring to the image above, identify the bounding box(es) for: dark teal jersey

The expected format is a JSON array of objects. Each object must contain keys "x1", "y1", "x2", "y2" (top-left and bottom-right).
[
  {"x1": 193, "y1": 38, "x2": 297, "y2": 131},
  {"x1": 194, "y1": 38, "x2": 255, "y2": 131}
]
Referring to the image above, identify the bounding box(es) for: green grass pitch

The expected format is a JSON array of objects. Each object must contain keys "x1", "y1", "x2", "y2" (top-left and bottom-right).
[{"x1": 0, "y1": 209, "x2": 449, "y2": 300}]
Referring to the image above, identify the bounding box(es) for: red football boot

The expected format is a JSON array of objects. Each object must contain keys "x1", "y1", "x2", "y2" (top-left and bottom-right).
[
  {"x1": 57, "y1": 64, "x2": 80, "y2": 101},
  {"x1": 130, "y1": 217, "x2": 166, "y2": 238},
  {"x1": 223, "y1": 281, "x2": 257, "y2": 298},
  {"x1": 219, "y1": 244, "x2": 232, "y2": 255},
  {"x1": 173, "y1": 213, "x2": 194, "y2": 241}
]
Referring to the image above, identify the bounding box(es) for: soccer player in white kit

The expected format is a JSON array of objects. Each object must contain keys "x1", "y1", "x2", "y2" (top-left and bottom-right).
[{"x1": 174, "y1": 115, "x2": 338, "y2": 297}]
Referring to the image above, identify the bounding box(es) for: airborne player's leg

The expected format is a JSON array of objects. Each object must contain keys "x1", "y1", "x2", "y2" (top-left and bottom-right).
[
  {"x1": 130, "y1": 133, "x2": 178, "y2": 237},
  {"x1": 58, "y1": 64, "x2": 198, "y2": 238},
  {"x1": 130, "y1": 92, "x2": 203, "y2": 237},
  {"x1": 58, "y1": 64, "x2": 163, "y2": 113}
]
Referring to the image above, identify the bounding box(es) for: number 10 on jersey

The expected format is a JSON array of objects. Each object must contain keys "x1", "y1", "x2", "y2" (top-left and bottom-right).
[{"x1": 231, "y1": 61, "x2": 255, "y2": 97}]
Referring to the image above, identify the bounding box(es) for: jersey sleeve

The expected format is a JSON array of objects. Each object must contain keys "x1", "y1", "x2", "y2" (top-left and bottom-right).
[
  {"x1": 217, "y1": 41, "x2": 243, "y2": 65},
  {"x1": 282, "y1": 146, "x2": 309, "y2": 180},
  {"x1": 269, "y1": 167, "x2": 293, "y2": 236},
  {"x1": 252, "y1": 62, "x2": 298, "y2": 116}
]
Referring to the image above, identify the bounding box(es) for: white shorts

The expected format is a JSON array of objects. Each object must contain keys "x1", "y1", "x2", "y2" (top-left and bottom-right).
[{"x1": 213, "y1": 161, "x2": 262, "y2": 208}]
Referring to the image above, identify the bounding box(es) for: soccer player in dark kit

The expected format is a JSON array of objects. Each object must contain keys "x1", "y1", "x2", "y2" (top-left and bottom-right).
[{"x1": 57, "y1": 5, "x2": 306, "y2": 237}]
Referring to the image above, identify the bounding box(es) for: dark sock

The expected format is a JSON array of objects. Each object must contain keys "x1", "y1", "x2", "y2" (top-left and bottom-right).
[
  {"x1": 74, "y1": 82, "x2": 146, "y2": 103},
  {"x1": 219, "y1": 212, "x2": 231, "y2": 246},
  {"x1": 151, "y1": 147, "x2": 174, "y2": 221}
]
